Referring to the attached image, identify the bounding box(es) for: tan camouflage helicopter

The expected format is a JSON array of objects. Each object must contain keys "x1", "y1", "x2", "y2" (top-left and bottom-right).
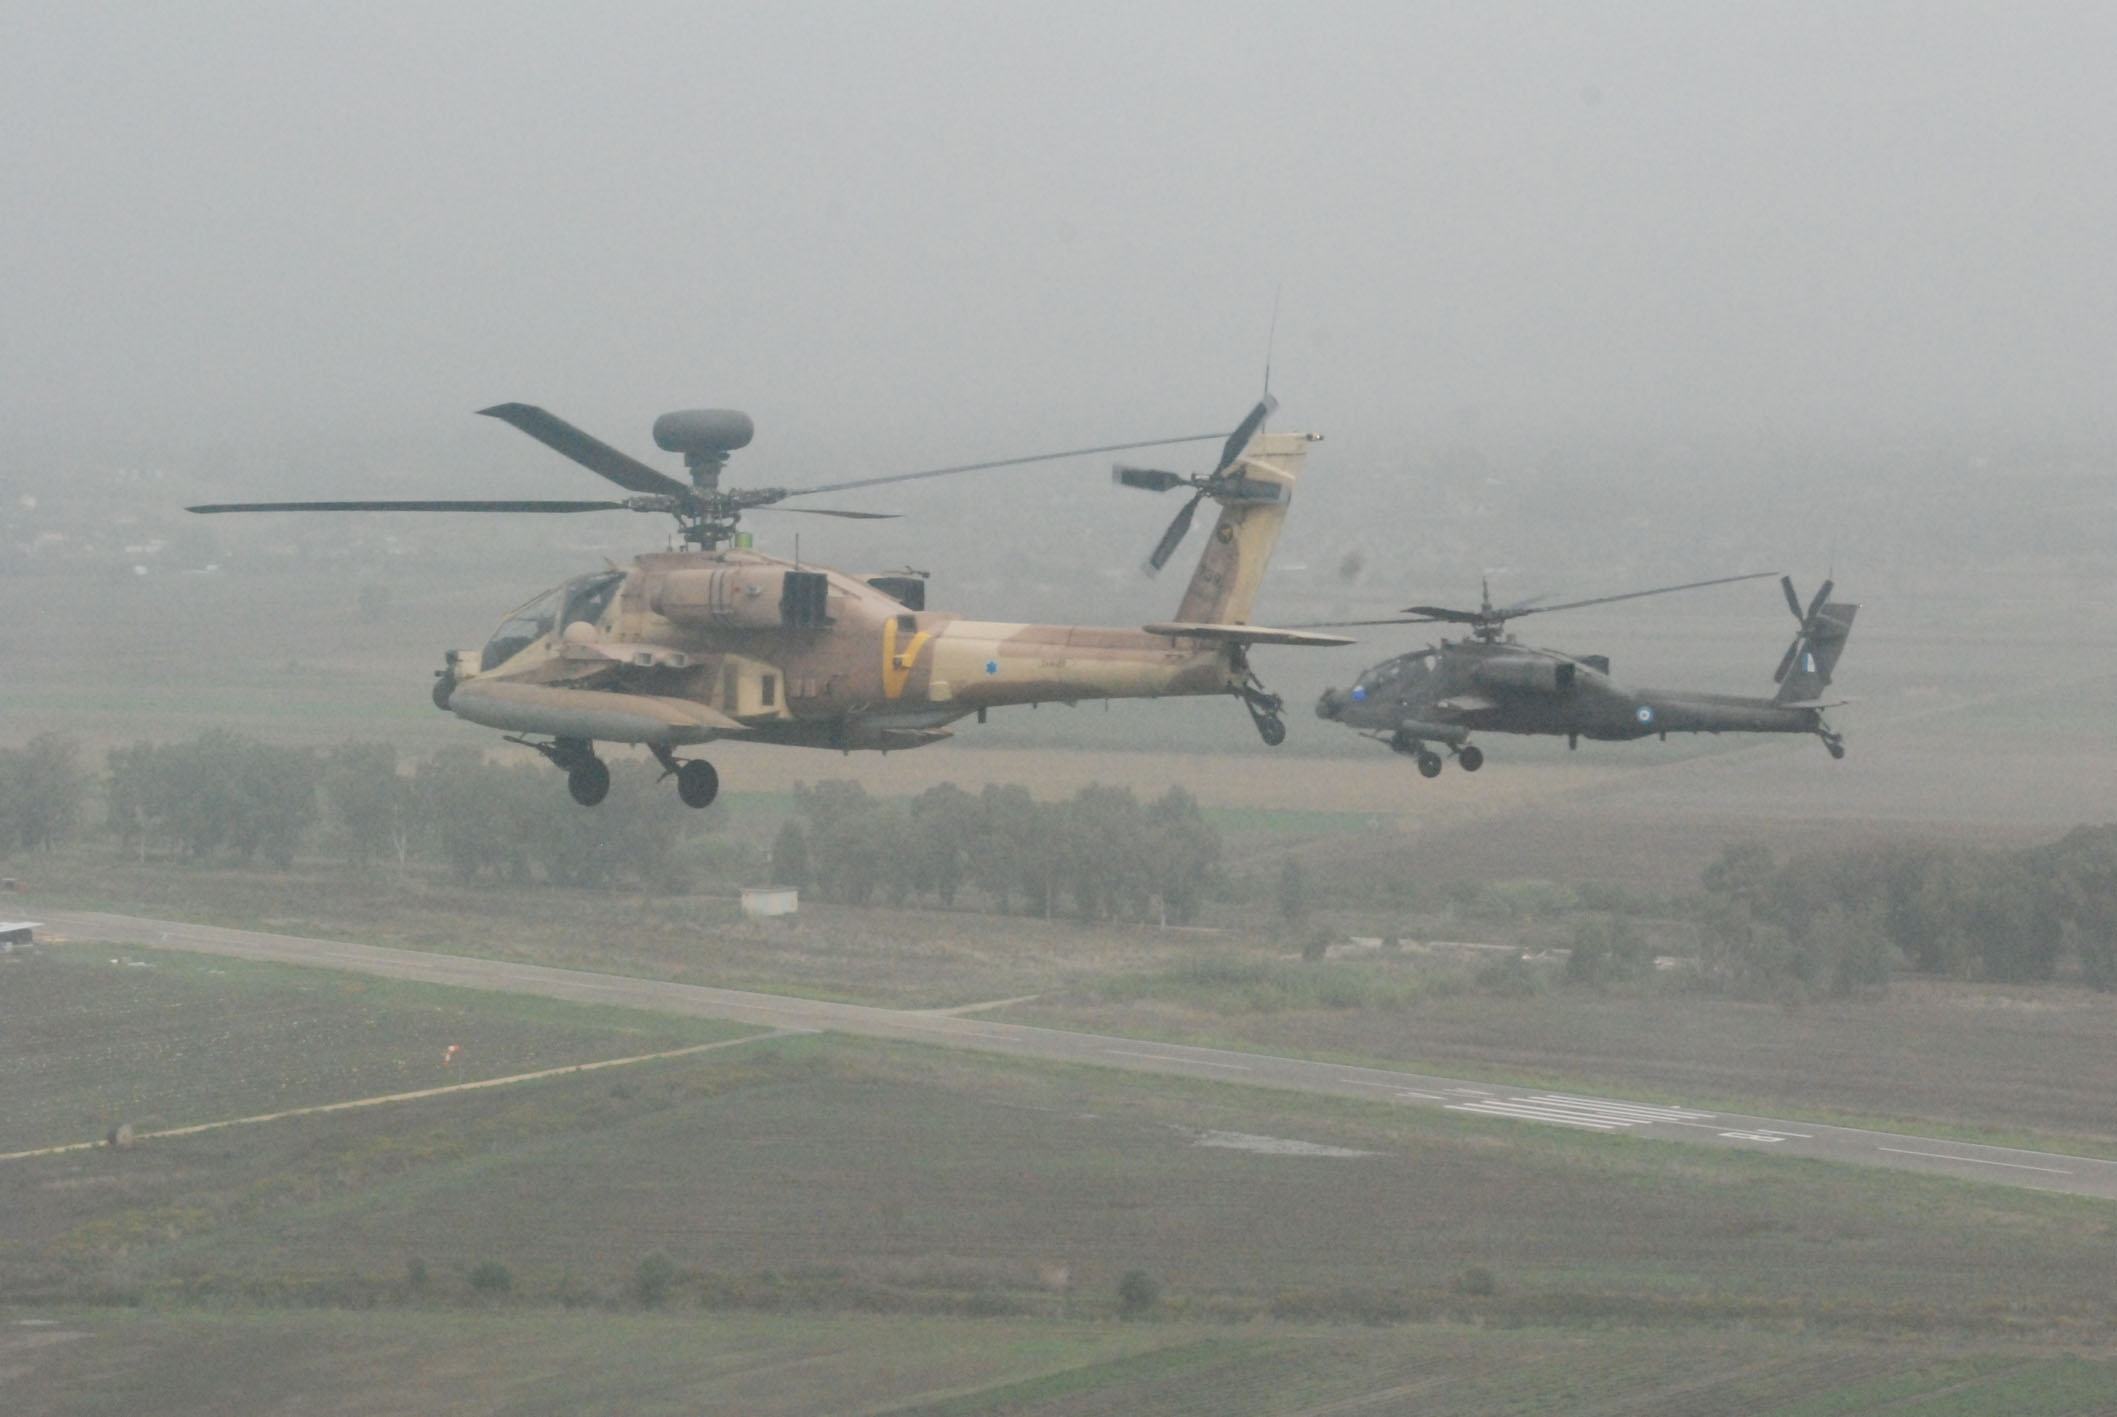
[{"x1": 190, "y1": 397, "x2": 1349, "y2": 806}]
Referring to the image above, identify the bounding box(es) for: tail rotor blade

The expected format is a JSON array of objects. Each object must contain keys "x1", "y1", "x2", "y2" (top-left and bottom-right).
[
  {"x1": 1113, "y1": 465, "x2": 1189, "y2": 493},
  {"x1": 1781, "y1": 575, "x2": 1804, "y2": 619},
  {"x1": 1210, "y1": 394, "x2": 1278, "y2": 478},
  {"x1": 1774, "y1": 635, "x2": 1803, "y2": 684},
  {"x1": 1804, "y1": 578, "x2": 1834, "y2": 624},
  {"x1": 1145, "y1": 491, "x2": 1205, "y2": 574}
]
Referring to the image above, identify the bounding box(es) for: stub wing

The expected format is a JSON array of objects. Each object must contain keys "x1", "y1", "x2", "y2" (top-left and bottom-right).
[
  {"x1": 448, "y1": 680, "x2": 744, "y2": 746},
  {"x1": 1432, "y1": 694, "x2": 1496, "y2": 716},
  {"x1": 1142, "y1": 622, "x2": 1355, "y2": 648}
]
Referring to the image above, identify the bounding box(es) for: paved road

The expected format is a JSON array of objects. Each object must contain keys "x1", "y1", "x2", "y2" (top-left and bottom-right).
[{"x1": 39, "y1": 909, "x2": 2117, "y2": 1201}]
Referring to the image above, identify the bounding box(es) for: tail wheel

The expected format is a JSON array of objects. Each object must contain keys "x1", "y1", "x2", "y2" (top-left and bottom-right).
[
  {"x1": 676, "y1": 758, "x2": 720, "y2": 809},
  {"x1": 1457, "y1": 745, "x2": 1484, "y2": 772},
  {"x1": 567, "y1": 758, "x2": 611, "y2": 806},
  {"x1": 1416, "y1": 750, "x2": 1444, "y2": 779}
]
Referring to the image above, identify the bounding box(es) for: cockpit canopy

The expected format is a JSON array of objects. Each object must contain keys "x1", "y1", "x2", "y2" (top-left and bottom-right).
[
  {"x1": 1350, "y1": 650, "x2": 1433, "y2": 704},
  {"x1": 481, "y1": 570, "x2": 625, "y2": 671}
]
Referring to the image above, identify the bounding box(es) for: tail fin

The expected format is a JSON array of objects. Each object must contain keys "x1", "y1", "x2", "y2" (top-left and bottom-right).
[
  {"x1": 1773, "y1": 601, "x2": 1857, "y2": 704},
  {"x1": 1172, "y1": 431, "x2": 1309, "y2": 625}
]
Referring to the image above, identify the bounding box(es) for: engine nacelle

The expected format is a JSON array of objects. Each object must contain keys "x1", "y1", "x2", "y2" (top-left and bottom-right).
[
  {"x1": 1471, "y1": 655, "x2": 1575, "y2": 694},
  {"x1": 651, "y1": 568, "x2": 786, "y2": 628}
]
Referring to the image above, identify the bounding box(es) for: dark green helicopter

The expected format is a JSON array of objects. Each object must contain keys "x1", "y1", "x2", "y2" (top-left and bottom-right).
[{"x1": 1312, "y1": 573, "x2": 1856, "y2": 777}]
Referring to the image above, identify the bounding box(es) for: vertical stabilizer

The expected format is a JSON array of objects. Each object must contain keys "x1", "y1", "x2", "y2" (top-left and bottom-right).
[
  {"x1": 1173, "y1": 431, "x2": 1308, "y2": 625},
  {"x1": 1773, "y1": 601, "x2": 1857, "y2": 703}
]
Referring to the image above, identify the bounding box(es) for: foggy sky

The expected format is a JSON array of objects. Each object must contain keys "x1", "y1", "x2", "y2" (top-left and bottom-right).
[{"x1": 6, "y1": 2, "x2": 2115, "y2": 476}]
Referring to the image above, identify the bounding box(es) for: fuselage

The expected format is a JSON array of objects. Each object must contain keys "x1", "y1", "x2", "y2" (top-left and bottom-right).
[
  {"x1": 442, "y1": 548, "x2": 1239, "y2": 752},
  {"x1": 1317, "y1": 638, "x2": 1827, "y2": 745}
]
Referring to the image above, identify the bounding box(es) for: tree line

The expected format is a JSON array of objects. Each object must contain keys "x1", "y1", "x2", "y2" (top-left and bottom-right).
[
  {"x1": 0, "y1": 734, "x2": 1221, "y2": 921},
  {"x1": 774, "y1": 779, "x2": 1221, "y2": 924},
  {"x1": 1696, "y1": 831, "x2": 2117, "y2": 996}
]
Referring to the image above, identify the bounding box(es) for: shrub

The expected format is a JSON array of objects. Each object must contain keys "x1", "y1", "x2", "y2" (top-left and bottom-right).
[
  {"x1": 1117, "y1": 1268, "x2": 1161, "y2": 1318},
  {"x1": 634, "y1": 1252, "x2": 678, "y2": 1307},
  {"x1": 1451, "y1": 1266, "x2": 1498, "y2": 1297},
  {"x1": 468, "y1": 1260, "x2": 512, "y2": 1294}
]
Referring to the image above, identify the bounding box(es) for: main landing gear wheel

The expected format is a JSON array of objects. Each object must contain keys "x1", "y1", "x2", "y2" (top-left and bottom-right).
[
  {"x1": 1825, "y1": 739, "x2": 1846, "y2": 761},
  {"x1": 567, "y1": 757, "x2": 610, "y2": 806},
  {"x1": 1456, "y1": 745, "x2": 1484, "y2": 772},
  {"x1": 676, "y1": 758, "x2": 720, "y2": 809},
  {"x1": 1416, "y1": 750, "x2": 1444, "y2": 779},
  {"x1": 1234, "y1": 668, "x2": 1289, "y2": 747}
]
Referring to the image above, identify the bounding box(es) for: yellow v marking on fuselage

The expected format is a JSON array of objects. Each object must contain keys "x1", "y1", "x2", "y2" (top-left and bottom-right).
[{"x1": 882, "y1": 619, "x2": 933, "y2": 700}]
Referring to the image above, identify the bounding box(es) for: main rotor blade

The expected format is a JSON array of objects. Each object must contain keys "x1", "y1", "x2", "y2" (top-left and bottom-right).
[
  {"x1": 1210, "y1": 395, "x2": 1278, "y2": 478},
  {"x1": 1471, "y1": 571, "x2": 1782, "y2": 622},
  {"x1": 1145, "y1": 490, "x2": 1205, "y2": 574},
  {"x1": 1399, "y1": 605, "x2": 1483, "y2": 623},
  {"x1": 478, "y1": 403, "x2": 693, "y2": 499},
  {"x1": 781, "y1": 431, "x2": 1229, "y2": 499},
  {"x1": 1289, "y1": 615, "x2": 1450, "y2": 629},
  {"x1": 750, "y1": 506, "x2": 899, "y2": 520},
  {"x1": 189, "y1": 499, "x2": 630, "y2": 514}
]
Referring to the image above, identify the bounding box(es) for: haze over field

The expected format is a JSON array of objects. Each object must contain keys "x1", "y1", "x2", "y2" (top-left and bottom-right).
[
  {"x1": 3, "y1": 2, "x2": 2115, "y2": 812},
  {"x1": 5, "y1": 5, "x2": 2116, "y2": 462},
  {"x1": 13, "y1": 14, "x2": 2117, "y2": 1410}
]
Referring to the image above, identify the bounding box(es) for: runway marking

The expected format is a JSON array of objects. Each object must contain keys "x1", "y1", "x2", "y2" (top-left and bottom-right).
[
  {"x1": 0, "y1": 1030, "x2": 794, "y2": 1163},
  {"x1": 1104, "y1": 1049, "x2": 1252, "y2": 1072},
  {"x1": 1877, "y1": 1147, "x2": 2074, "y2": 1175},
  {"x1": 1448, "y1": 1093, "x2": 1718, "y2": 1133},
  {"x1": 1345, "y1": 1080, "x2": 1445, "y2": 1101}
]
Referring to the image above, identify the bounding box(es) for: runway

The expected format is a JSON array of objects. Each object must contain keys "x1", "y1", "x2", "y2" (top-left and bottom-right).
[{"x1": 38, "y1": 909, "x2": 2117, "y2": 1202}]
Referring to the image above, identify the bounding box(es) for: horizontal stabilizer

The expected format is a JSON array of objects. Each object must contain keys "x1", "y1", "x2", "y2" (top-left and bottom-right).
[
  {"x1": 1142, "y1": 622, "x2": 1355, "y2": 648},
  {"x1": 448, "y1": 680, "x2": 743, "y2": 745}
]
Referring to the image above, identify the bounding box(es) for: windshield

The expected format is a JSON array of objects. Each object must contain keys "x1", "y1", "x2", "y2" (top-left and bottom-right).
[
  {"x1": 480, "y1": 584, "x2": 564, "y2": 671},
  {"x1": 1353, "y1": 652, "x2": 1430, "y2": 702}
]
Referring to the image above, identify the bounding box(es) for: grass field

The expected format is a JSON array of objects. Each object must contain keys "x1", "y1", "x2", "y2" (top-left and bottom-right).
[
  {"x1": 9, "y1": 1309, "x2": 2116, "y2": 1416},
  {"x1": 12, "y1": 557, "x2": 2117, "y2": 1411},
  {"x1": 19, "y1": 846, "x2": 2117, "y2": 1152},
  {"x1": 9, "y1": 948, "x2": 2117, "y2": 1328},
  {"x1": 7, "y1": 946, "x2": 2117, "y2": 1411}
]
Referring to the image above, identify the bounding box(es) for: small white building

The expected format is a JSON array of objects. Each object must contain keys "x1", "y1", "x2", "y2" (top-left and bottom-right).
[
  {"x1": 739, "y1": 887, "x2": 798, "y2": 919},
  {"x1": 0, "y1": 922, "x2": 41, "y2": 951}
]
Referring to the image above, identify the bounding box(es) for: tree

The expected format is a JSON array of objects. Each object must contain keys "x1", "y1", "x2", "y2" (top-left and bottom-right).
[
  {"x1": 1565, "y1": 912, "x2": 1652, "y2": 985},
  {"x1": 1, "y1": 733, "x2": 86, "y2": 852},
  {"x1": 795, "y1": 780, "x2": 893, "y2": 905},
  {"x1": 413, "y1": 748, "x2": 532, "y2": 882},
  {"x1": 1062, "y1": 784, "x2": 1149, "y2": 922},
  {"x1": 770, "y1": 818, "x2": 811, "y2": 889},
  {"x1": 322, "y1": 741, "x2": 404, "y2": 867},
  {"x1": 1142, "y1": 785, "x2": 1219, "y2": 925},
  {"x1": 907, "y1": 782, "x2": 980, "y2": 906},
  {"x1": 1277, "y1": 856, "x2": 1308, "y2": 931},
  {"x1": 2045, "y1": 826, "x2": 2117, "y2": 989},
  {"x1": 970, "y1": 783, "x2": 1049, "y2": 915}
]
